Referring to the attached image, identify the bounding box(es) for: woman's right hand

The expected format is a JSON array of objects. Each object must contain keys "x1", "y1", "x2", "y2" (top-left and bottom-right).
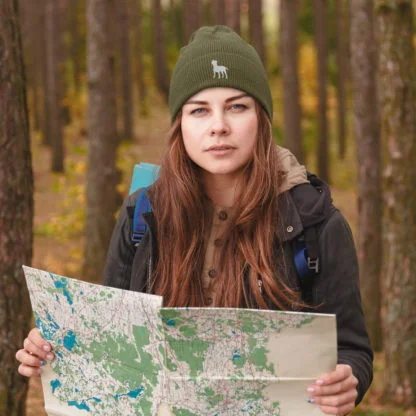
[{"x1": 15, "y1": 328, "x2": 55, "y2": 377}]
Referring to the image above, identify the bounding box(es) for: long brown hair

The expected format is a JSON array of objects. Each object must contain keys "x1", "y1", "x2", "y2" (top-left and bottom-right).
[{"x1": 149, "y1": 103, "x2": 300, "y2": 309}]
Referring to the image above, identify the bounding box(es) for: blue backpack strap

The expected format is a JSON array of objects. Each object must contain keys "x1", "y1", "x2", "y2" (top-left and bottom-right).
[
  {"x1": 294, "y1": 227, "x2": 320, "y2": 302},
  {"x1": 294, "y1": 238, "x2": 310, "y2": 282},
  {"x1": 132, "y1": 187, "x2": 152, "y2": 245}
]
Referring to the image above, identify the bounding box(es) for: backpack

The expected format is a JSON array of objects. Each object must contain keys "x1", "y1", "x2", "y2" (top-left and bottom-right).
[{"x1": 129, "y1": 163, "x2": 320, "y2": 302}]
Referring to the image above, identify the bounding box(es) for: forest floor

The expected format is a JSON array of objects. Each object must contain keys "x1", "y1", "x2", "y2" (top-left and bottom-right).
[{"x1": 24, "y1": 98, "x2": 413, "y2": 415}]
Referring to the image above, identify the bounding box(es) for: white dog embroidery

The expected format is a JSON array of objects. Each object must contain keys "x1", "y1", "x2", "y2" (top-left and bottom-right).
[{"x1": 211, "y1": 60, "x2": 228, "y2": 79}]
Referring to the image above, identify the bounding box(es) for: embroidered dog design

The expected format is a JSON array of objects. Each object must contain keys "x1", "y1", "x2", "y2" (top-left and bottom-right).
[{"x1": 211, "y1": 60, "x2": 228, "y2": 79}]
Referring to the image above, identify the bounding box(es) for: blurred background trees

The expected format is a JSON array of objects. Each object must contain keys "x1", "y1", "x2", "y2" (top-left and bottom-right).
[{"x1": 0, "y1": 0, "x2": 415, "y2": 414}]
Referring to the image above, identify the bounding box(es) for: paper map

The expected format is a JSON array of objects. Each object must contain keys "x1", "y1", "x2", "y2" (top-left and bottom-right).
[{"x1": 23, "y1": 266, "x2": 337, "y2": 415}]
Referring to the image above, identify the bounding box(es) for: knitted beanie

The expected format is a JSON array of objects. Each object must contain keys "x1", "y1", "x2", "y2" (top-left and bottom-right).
[{"x1": 168, "y1": 25, "x2": 273, "y2": 121}]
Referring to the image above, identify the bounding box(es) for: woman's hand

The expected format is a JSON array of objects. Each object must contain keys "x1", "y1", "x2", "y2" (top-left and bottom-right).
[
  {"x1": 307, "y1": 364, "x2": 358, "y2": 415},
  {"x1": 15, "y1": 327, "x2": 55, "y2": 377}
]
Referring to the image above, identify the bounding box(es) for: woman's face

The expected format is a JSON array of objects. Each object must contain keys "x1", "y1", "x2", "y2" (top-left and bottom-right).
[{"x1": 181, "y1": 88, "x2": 258, "y2": 181}]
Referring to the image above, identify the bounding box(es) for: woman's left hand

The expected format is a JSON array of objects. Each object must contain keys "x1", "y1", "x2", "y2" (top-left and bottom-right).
[{"x1": 307, "y1": 364, "x2": 358, "y2": 415}]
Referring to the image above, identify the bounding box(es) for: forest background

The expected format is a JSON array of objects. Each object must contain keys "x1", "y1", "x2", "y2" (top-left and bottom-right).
[{"x1": 0, "y1": 0, "x2": 415, "y2": 415}]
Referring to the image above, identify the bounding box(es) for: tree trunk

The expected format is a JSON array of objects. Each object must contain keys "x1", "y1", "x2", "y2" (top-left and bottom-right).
[
  {"x1": 33, "y1": 1, "x2": 45, "y2": 133},
  {"x1": 19, "y1": 0, "x2": 42, "y2": 132},
  {"x1": 58, "y1": 0, "x2": 72, "y2": 127},
  {"x1": 313, "y1": 0, "x2": 329, "y2": 183},
  {"x1": 45, "y1": 0, "x2": 65, "y2": 172},
  {"x1": 335, "y1": 0, "x2": 347, "y2": 160},
  {"x1": 248, "y1": 0, "x2": 266, "y2": 65},
  {"x1": 40, "y1": 1, "x2": 51, "y2": 147},
  {"x1": 279, "y1": 0, "x2": 303, "y2": 163},
  {"x1": 170, "y1": 0, "x2": 184, "y2": 47},
  {"x1": 225, "y1": 0, "x2": 240, "y2": 34},
  {"x1": 69, "y1": 0, "x2": 83, "y2": 94},
  {"x1": 0, "y1": 0, "x2": 33, "y2": 414},
  {"x1": 135, "y1": 0, "x2": 147, "y2": 115},
  {"x1": 377, "y1": 0, "x2": 416, "y2": 407},
  {"x1": 118, "y1": 0, "x2": 134, "y2": 140},
  {"x1": 350, "y1": 0, "x2": 383, "y2": 353},
  {"x1": 214, "y1": 0, "x2": 226, "y2": 24},
  {"x1": 184, "y1": 0, "x2": 202, "y2": 41},
  {"x1": 84, "y1": 0, "x2": 122, "y2": 282},
  {"x1": 152, "y1": 0, "x2": 170, "y2": 100}
]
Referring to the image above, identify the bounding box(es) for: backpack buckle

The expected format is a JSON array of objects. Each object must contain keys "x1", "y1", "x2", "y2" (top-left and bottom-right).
[
  {"x1": 132, "y1": 231, "x2": 145, "y2": 244},
  {"x1": 307, "y1": 257, "x2": 320, "y2": 274}
]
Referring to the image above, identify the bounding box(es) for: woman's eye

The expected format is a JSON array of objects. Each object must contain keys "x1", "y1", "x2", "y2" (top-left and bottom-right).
[
  {"x1": 190, "y1": 108, "x2": 207, "y2": 115},
  {"x1": 230, "y1": 104, "x2": 247, "y2": 111}
]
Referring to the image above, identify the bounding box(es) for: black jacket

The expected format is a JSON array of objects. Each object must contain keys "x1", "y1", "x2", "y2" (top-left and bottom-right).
[{"x1": 103, "y1": 175, "x2": 373, "y2": 405}]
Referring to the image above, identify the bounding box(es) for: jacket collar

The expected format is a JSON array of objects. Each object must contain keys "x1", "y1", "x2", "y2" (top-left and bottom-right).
[{"x1": 277, "y1": 191, "x2": 304, "y2": 242}]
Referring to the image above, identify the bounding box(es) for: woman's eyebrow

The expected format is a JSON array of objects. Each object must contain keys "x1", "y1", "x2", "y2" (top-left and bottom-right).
[
  {"x1": 184, "y1": 94, "x2": 249, "y2": 106},
  {"x1": 184, "y1": 100, "x2": 207, "y2": 105},
  {"x1": 225, "y1": 93, "x2": 249, "y2": 102}
]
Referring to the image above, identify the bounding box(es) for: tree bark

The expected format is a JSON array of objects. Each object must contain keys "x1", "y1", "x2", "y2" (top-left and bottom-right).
[
  {"x1": 248, "y1": 0, "x2": 266, "y2": 65},
  {"x1": 377, "y1": 0, "x2": 416, "y2": 407},
  {"x1": 19, "y1": 0, "x2": 42, "y2": 132},
  {"x1": 118, "y1": 0, "x2": 134, "y2": 140},
  {"x1": 335, "y1": 0, "x2": 348, "y2": 159},
  {"x1": 170, "y1": 0, "x2": 184, "y2": 47},
  {"x1": 84, "y1": 0, "x2": 122, "y2": 282},
  {"x1": 0, "y1": 0, "x2": 33, "y2": 414},
  {"x1": 45, "y1": 0, "x2": 65, "y2": 172},
  {"x1": 279, "y1": 0, "x2": 303, "y2": 163},
  {"x1": 40, "y1": 1, "x2": 51, "y2": 147},
  {"x1": 135, "y1": 0, "x2": 147, "y2": 115},
  {"x1": 214, "y1": 0, "x2": 226, "y2": 24},
  {"x1": 352, "y1": 2, "x2": 381, "y2": 349},
  {"x1": 69, "y1": 0, "x2": 83, "y2": 94},
  {"x1": 350, "y1": 0, "x2": 383, "y2": 353},
  {"x1": 184, "y1": 0, "x2": 202, "y2": 42},
  {"x1": 225, "y1": 0, "x2": 240, "y2": 34},
  {"x1": 313, "y1": 0, "x2": 329, "y2": 183},
  {"x1": 152, "y1": 0, "x2": 170, "y2": 100}
]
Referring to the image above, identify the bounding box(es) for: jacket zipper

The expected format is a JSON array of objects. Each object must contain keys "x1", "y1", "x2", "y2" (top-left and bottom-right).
[{"x1": 147, "y1": 255, "x2": 153, "y2": 293}]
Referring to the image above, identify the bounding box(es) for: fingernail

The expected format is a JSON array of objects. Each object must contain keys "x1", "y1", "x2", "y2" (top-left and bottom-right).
[
  {"x1": 307, "y1": 398, "x2": 315, "y2": 404},
  {"x1": 43, "y1": 345, "x2": 51, "y2": 352},
  {"x1": 307, "y1": 387, "x2": 315, "y2": 393},
  {"x1": 46, "y1": 353, "x2": 54, "y2": 360},
  {"x1": 40, "y1": 360, "x2": 47, "y2": 366},
  {"x1": 315, "y1": 379, "x2": 324, "y2": 385}
]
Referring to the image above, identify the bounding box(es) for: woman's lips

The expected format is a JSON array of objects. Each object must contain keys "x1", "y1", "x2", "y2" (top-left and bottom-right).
[{"x1": 206, "y1": 145, "x2": 236, "y2": 156}]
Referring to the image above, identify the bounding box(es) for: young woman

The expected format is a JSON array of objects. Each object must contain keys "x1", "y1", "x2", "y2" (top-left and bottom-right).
[{"x1": 16, "y1": 26, "x2": 373, "y2": 415}]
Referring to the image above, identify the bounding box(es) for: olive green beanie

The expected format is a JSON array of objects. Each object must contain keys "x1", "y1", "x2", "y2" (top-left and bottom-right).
[{"x1": 168, "y1": 25, "x2": 273, "y2": 121}]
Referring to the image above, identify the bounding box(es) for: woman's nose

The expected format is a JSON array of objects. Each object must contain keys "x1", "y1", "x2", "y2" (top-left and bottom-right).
[{"x1": 210, "y1": 113, "x2": 230, "y2": 136}]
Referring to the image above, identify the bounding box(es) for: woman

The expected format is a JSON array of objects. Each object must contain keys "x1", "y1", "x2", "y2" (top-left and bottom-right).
[{"x1": 16, "y1": 26, "x2": 373, "y2": 415}]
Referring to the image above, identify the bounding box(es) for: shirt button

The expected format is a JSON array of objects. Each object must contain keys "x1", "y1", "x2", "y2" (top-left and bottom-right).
[
  {"x1": 218, "y1": 211, "x2": 228, "y2": 221},
  {"x1": 287, "y1": 225, "x2": 294, "y2": 233},
  {"x1": 214, "y1": 238, "x2": 222, "y2": 247},
  {"x1": 208, "y1": 269, "x2": 217, "y2": 278}
]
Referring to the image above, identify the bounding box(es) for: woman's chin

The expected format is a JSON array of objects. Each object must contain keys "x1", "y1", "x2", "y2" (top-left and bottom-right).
[{"x1": 201, "y1": 166, "x2": 245, "y2": 179}]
